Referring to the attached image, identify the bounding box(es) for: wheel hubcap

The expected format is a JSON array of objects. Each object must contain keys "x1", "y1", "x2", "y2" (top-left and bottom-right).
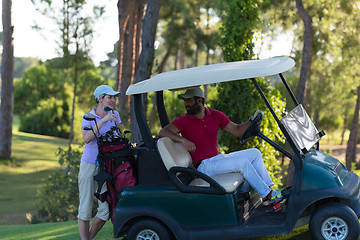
[
  {"x1": 136, "y1": 229, "x2": 160, "y2": 240},
  {"x1": 321, "y1": 217, "x2": 348, "y2": 240}
]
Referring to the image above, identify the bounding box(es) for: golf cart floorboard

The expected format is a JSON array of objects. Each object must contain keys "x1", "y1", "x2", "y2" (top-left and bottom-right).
[{"x1": 244, "y1": 205, "x2": 287, "y2": 227}]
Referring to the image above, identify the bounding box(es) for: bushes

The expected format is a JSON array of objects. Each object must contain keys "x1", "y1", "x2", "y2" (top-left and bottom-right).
[
  {"x1": 14, "y1": 60, "x2": 107, "y2": 140},
  {"x1": 33, "y1": 145, "x2": 91, "y2": 223},
  {"x1": 20, "y1": 97, "x2": 71, "y2": 138}
]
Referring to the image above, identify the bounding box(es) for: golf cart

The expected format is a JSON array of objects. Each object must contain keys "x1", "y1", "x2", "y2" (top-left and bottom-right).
[{"x1": 112, "y1": 57, "x2": 360, "y2": 240}]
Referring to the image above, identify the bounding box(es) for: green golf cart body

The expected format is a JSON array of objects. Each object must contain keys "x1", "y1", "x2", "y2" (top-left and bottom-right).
[{"x1": 111, "y1": 57, "x2": 360, "y2": 240}]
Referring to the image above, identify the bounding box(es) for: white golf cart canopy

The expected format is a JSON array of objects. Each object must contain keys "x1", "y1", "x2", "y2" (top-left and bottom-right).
[
  {"x1": 127, "y1": 56, "x2": 322, "y2": 161},
  {"x1": 126, "y1": 57, "x2": 295, "y2": 95}
]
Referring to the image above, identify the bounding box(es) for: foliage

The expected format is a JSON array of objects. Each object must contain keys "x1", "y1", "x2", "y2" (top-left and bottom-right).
[
  {"x1": 14, "y1": 60, "x2": 107, "y2": 140},
  {"x1": 210, "y1": 79, "x2": 286, "y2": 187},
  {"x1": 34, "y1": 145, "x2": 84, "y2": 223},
  {"x1": 19, "y1": 96, "x2": 74, "y2": 139},
  {"x1": 259, "y1": 0, "x2": 360, "y2": 141},
  {"x1": 14, "y1": 63, "x2": 65, "y2": 114},
  {"x1": 213, "y1": 0, "x2": 285, "y2": 187}
]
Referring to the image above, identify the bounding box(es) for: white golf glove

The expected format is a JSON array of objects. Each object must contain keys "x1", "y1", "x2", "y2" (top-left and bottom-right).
[{"x1": 249, "y1": 110, "x2": 264, "y2": 122}]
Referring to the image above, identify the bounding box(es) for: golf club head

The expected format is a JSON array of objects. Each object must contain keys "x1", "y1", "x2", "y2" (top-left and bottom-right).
[
  {"x1": 123, "y1": 130, "x2": 131, "y2": 138},
  {"x1": 83, "y1": 113, "x2": 96, "y2": 121},
  {"x1": 82, "y1": 126, "x2": 98, "y2": 141},
  {"x1": 110, "y1": 126, "x2": 119, "y2": 131},
  {"x1": 104, "y1": 106, "x2": 113, "y2": 112}
]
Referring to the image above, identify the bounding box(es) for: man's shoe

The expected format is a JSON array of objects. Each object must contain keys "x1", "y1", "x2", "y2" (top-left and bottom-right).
[{"x1": 262, "y1": 190, "x2": 282, "y2": 206}]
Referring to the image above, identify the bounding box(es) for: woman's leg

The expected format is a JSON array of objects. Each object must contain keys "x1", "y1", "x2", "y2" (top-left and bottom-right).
[{"x1": 78, "y1": 161, "x2": 97, "y2": 239}]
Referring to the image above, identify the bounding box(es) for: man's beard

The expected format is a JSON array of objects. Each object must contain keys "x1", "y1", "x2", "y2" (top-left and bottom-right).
[{"x1": 186, "y1": 101, "x2": 201, "y2": 115}]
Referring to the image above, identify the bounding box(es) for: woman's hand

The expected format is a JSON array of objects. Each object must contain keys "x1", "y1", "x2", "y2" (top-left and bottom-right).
[{"x1": 101, "y1": 113, "x2": 117, "y2": 124}]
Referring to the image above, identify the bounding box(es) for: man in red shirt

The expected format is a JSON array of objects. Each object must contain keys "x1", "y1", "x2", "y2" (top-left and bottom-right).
[{"x1": 159, "y1": 87, "x2": 282, "y2": 207}]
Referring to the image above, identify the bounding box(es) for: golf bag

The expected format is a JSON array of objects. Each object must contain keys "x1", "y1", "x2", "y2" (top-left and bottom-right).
[{"x1": 94, "y1": 137, "x2": 137, "y2": 219}]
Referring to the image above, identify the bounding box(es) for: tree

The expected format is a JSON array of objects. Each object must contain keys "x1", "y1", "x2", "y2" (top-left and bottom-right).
[
  {"x1": 211, "y1": 0, "x2": 285, "y2": 187},
  {"x1": 131, "y1": 0, "x2": 162, "y2": 144},
  {"x1": 295, "y1": 0, "x2": 312, "y2": 105},
  {"x1": 346, "y1": 86, "x2": 360, "y2": 170},
  {"x1": 116, "y1": 0, "x2": 146, "y2": 126},
  {"x1": 33, "y1": 0, "x2": 104, "y2": 144},
  {"x1": 0, "y1": 0, "x2": 14, "y2": 160}
]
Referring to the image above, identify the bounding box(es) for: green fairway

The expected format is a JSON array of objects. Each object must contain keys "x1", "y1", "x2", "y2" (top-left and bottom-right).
[
  {"x1": 0, "y1": 130, "x2": 69, "y2": 225},
  {"x1": 0, "y1": 122, "x2": 358, "y2": 239},
  {"x1": 0, "y1": 220, "x2": 312, "y2": 240},
  {"x1": 0, "y1": 220, "x2": 114, "y2": 240}
]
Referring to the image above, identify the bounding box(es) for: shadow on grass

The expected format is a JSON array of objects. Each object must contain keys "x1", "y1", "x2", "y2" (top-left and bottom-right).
[
  {"x1": 12, "y1": 132, "x2": 69, "y2": 146},
  {"x1": 0, "y1": 168, "x2": 63, "y2": 225}
]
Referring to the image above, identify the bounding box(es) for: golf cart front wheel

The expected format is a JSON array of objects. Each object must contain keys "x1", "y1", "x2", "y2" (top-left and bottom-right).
[
  {"x1": 309, "y1": 203, "x2": 360, "y2": 240},
  {"x1": 127, "y1": 219, "x2": 171, "y2": 240}
]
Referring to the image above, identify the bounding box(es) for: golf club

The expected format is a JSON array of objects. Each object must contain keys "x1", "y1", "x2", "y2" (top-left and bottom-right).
[
  {"x1": 123, "y1": 130, "x2": 131, "y2": 139},
  {"x1": 83, "y1": 113, "x2": 100, "y2": 134},
  {"x1": 104, "y1": 106, "x2": 118, "y2": 128},
  {"x1": 83, "y1": 126, "x2": 99, "y2": 142},
  {"x1": 111, "y1": 125, "x2": 122, "y2": 139}
]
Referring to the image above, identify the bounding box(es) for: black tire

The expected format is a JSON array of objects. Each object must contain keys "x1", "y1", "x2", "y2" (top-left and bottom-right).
[
  {"x1": 309, "y1": 203, "x2": 360, "y2": 240},
  {"x1": 127, "y1": 219, "x2": 171, "y2": 240}
]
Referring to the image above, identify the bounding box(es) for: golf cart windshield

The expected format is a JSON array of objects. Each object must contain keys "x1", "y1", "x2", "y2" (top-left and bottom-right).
[{"x1": 281, "y1": 104, "x2": 320, "y2": 153}]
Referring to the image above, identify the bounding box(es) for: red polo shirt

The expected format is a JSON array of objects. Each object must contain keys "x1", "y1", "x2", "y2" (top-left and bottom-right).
[{"x1": 171, "y1": 108, "x2": 231, "y2": 167}]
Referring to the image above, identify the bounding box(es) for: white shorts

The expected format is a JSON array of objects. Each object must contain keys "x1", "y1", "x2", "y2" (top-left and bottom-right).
[{"x1": 78, "y1": 161, "x2": 109, "y2": 221}]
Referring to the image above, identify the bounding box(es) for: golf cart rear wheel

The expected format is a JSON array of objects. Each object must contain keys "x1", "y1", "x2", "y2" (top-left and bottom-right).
[
  {"x1": 309, "y1": 203, "x2": 359, "y2": 240},
  {"x1": 127, "y1": 219, "x2": 171, "y2": 240}
]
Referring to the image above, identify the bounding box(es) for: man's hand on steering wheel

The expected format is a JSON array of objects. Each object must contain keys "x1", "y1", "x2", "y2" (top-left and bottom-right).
[
  {"x1": 249, "y1": 110, "x2": 264, "y2": 123},
  {"x1": 240, "y1": 110, "x2": 264, "y2": 144}
]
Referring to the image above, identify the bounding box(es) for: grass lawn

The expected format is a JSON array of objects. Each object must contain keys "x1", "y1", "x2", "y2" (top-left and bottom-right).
[
  {"x1": 0, "y1": 129, "x2": 69, "y2": 225},
  {"x1": 0, "y1": 220, "x2": 312, "y2": 240},
  {"x1": 0, "y1": 120, "x2": 358, "y2": 239}
]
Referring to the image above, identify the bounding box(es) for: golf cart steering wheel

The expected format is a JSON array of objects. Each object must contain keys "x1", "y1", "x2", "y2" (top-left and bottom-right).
[{"x1": 240, "y1": 113, "x2": 263, "y2": 144}]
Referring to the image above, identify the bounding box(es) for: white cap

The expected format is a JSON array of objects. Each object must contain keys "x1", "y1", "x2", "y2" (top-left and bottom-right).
[{"x1": 94, "y1": 85, "x2": 121, "y2": 100}]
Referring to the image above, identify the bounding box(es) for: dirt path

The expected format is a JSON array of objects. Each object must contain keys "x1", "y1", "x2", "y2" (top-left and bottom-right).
[{"x1": 321, "y1": 144, "x2": 360, "y2": 163}]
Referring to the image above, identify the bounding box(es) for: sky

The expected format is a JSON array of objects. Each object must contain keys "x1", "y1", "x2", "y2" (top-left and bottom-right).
[
  {"x1": 2, "y1": 0, "x2": 293, "y2": 66},
  {"x1": 6, "y1": 0, "x2": 119, "y2": 65}
]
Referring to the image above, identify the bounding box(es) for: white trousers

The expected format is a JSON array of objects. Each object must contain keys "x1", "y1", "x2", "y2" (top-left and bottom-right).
[{"x1": 197, "y1": 148, "x2": 273, "y2": 198}]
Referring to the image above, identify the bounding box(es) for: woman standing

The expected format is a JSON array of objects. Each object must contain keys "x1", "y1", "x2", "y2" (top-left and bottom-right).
[{"x1": 78, "y1": 85, "x2": 122, "y2": 240}]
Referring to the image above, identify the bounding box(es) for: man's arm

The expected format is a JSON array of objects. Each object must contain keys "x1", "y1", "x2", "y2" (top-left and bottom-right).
[
  {"x1": 158, "y1": 124, "x2": 196, "y2": 152},
  {"x1": 223, "y1": 110, "x2": 264, "y2": 137},
  {"x1": 223, "y1": 120, "x2": 251, "y2": 137}
]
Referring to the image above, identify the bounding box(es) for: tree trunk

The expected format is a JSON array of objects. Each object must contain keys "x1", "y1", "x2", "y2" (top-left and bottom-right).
[
  {"x1": 286, "y1": 0, "x2": 313, "y2": 186},
  {"x1": 341, "y1": 115, "x2": 348, "y2": 145},
  {"x1": 131, "y1": 0, "x2": 162, "y2": 144},
  {"x1": 295, "y1": 0, "x2": 312, "y2": 105},
  {"x1": 0, "y1": 0, "x2": 14, "y2": 160},
  {"x1": 346, "y1": 86, "x2": 360, "y2": 170},
  {"x1": 69, "y1": 52, "x2": 78, "y2": 145},
  {"x1": 117, "y1": 0, "x2": 146, "y2": 127},
  {"x1": 116, "y1": 0, "x2": 131, "y2": 93},
  {"x1": 119, "y1": 3, "x2": 136, "y2": 125}
]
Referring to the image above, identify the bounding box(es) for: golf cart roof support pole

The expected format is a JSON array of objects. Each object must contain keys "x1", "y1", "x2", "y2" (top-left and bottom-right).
[
  {"x1": 257, "y1": 132, "x2": 292, "y2": 159},
  {"x1": 251, "y1": 78, "x2": 303, "y2": 194},
  {"x1": 250, "y1": 78, "x2": 301, "y2": 159},
  {"x1": 134, "y1": 94, "x2": 154, "y2": 148},
  {"x1": 156, "y1": 91, "x2": 170, "y2": 128},
  {"x1": 279, "y1": 73, "x2": 299, "y2": 106}
]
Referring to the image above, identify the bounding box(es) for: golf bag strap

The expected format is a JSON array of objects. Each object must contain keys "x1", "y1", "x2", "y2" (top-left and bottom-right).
[{"x1": 94, "y1": 168, "x2": 112, "y2": 195}]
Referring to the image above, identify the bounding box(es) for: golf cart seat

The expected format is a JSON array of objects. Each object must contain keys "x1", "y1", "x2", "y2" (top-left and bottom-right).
[{"x1": 157, "y1": 137, "x2": 244, "y2": 193}]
